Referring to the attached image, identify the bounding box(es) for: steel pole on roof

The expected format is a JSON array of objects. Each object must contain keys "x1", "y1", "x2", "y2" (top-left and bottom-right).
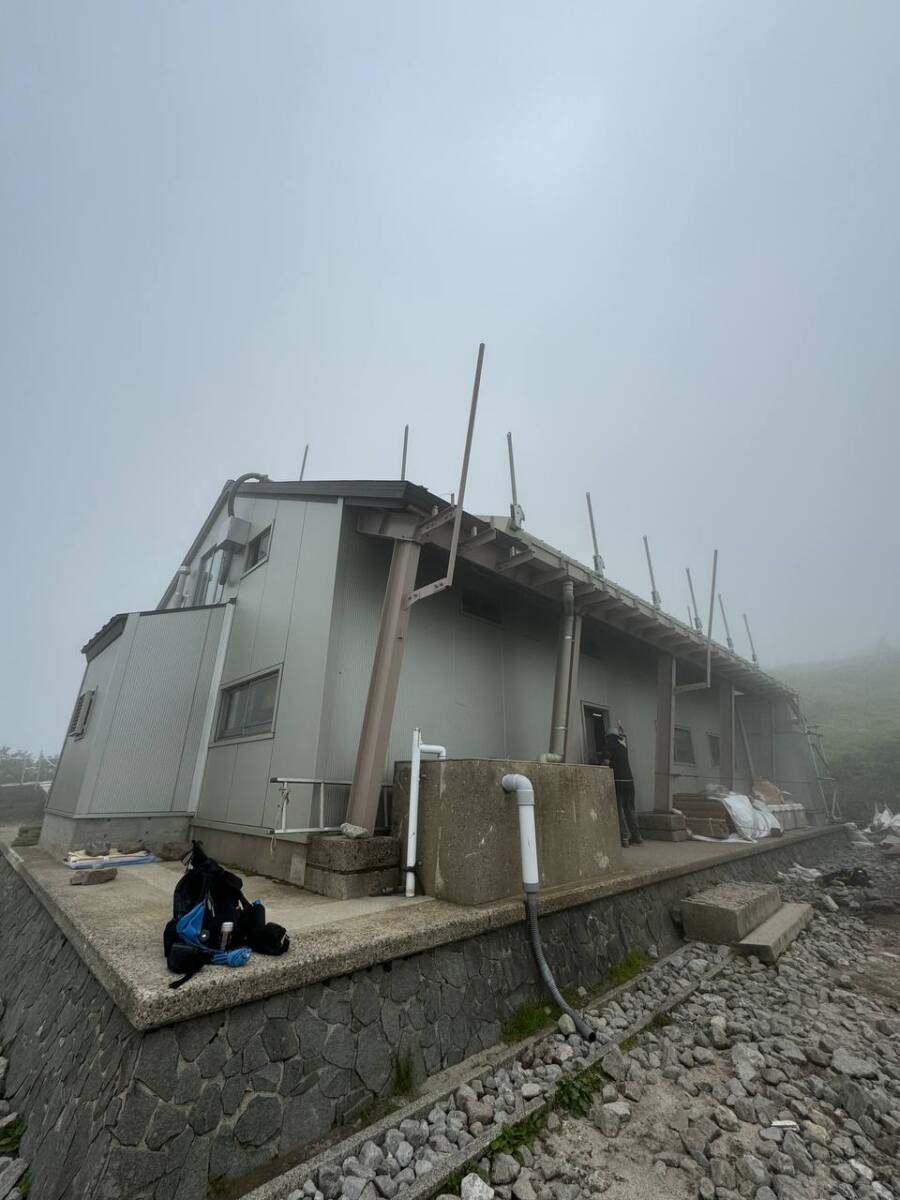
[
  {"x1": 401, "y1": 425, "x2": 409, "y2": 480},
  {"x1": 586, "y1": 492, "x2": 604, "y2": 576},
  {"x1": 743, "y1": 613, "x2": 759, "y2": 665},
  {"x1": 507, "y1": 432, "x2": 525, "y2": 530},
  {"x1": 643, "y1": 536, "x2": 661, "y2": 609},
  {"x1": 718, "y1": 593, "x2": 735, "y2": 651},
  {"x1": 686, "y1": 567, "x2": 703, "y2": 632},
  {"x1": 299, "y1": 444, "x2": 309, "y2": 482}
]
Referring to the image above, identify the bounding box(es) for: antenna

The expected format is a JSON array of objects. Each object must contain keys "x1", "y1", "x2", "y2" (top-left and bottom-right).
[
  {"x1": 400, "y1": 425, "x2": 409, "y2": 480},
  {"x1": 643, "y1": 535, "x2": 661, "y2": 609},
  {"x1": 718, "y1": 593, "x2": 735, "y2": 651},
  {"x1": 507, "y1": 432, "x2": 525, "y2": 530},
  {"x1": 299, "y1": 444, "x2": 309, "y2": 482},
  {"x1": 674, "y1": 548, "x2": 718, "y2": 694},
  {"x1": 685, "y1": 567, "x2": 703, "y2": 632},
  {"x1": 585, "y1": 492, "x2": 604, "y2": 576},
  {"x1": 743, "y1": 613, "x2": 759, "y2": 665}
]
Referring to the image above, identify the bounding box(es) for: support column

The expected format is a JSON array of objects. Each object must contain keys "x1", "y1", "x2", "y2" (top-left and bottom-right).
[
  {"x1": 548, "y1": 581, "x2": 575, "y2": 759},
  {"x1": 639, "y1": 652, "x2": 688, "y2": 841},
  {"x1": 564, "y1": 614, "x2": 583, "y2": 763},
  {"x1": 346, "y1": 539, "x2": 422, "y2": 832},
  {"x1": 719, "y1": 682, "x2": 735, "y2": 790},
  {"x1": 653, "y1": 653, "x2": 676, "y2": 812}
]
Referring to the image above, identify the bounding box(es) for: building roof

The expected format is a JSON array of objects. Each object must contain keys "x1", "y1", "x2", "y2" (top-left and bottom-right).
[{"x1": 155, "y1": 476, "x2": 792, "y2": 699}]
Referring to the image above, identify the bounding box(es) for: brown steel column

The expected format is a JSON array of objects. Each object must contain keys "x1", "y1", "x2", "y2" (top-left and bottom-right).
[
  {"x1": 719, "y1": 682, "x2": 735, "y2": 790},
  {"x1": 346, "y1": 539, "x2": 422, "y2": 832},
  {"x1": 564, "y1": 614, "x2": 583, "y2": 763},
  {"x1": 653, "y1": 653, "x2": 676, "y2": 812}
]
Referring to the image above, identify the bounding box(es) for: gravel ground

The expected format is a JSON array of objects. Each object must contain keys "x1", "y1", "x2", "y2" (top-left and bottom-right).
[{"x1": 286, "y1": 839, "x2": 900, "y2": 1200}]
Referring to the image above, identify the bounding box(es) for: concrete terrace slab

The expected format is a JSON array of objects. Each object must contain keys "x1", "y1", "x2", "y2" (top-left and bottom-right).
[{"x1": 0, "y1": 825, "x2": 845, "y2": 1031}]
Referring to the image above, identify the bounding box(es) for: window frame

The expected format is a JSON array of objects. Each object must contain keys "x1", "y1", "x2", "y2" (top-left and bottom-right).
[
  {"x1": 242, "y1": 525, "x2": 273, "y2": 578},
  {"x1": 213, "y1": 667, "x2": 282, "y2": 745},
  {"x1": 67, "y1": 689, "x2": 96, "y2": 739},
  {"x1": 673, "y1": 725, "x2": 696, "y2": 765}
]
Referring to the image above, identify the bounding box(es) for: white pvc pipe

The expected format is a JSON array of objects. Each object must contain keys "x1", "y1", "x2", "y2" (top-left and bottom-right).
[
  {"x1": 501, "y1": 773, "x2": 539, "y2": 891},
  {"x1": 405, "y1": 728, "x2": 446, "y2": 897}
]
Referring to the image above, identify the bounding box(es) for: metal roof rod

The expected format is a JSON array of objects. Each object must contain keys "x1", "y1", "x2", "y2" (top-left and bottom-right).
[
  {"x1": 743, "y1": 612, "x2": 759, "y2": 665},
  {"x1": 406, "y1": 342, "x2": 485, "y2": 607},
  {"x1": 299, "y1": 444, "x2": 309, "y2": 482},
  {"x1": 507, "y1": 432, "x2": 525, "y2": 530},
  {"x1": 685, "y1": 567, "x2": 703, "y2": 632},
  {"x1": 718, "y1": 593, "x2": 735, "y2": 651},
  {"x1": 643, "y1": 535, "x2": 662, "y2": 609},
  {"x1": 675, "y1": 548, "x2": 718, "y2": 694},
  {"x1": 401, "y1": 424, "x2": 409, "y2": 480},
  {"x1": 586, "y1": 492, "x2": 604, "y2": 576}
]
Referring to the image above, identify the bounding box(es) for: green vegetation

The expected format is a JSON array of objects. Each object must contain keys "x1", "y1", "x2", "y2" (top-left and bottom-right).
[
  {"x1": 500, "y1": 950, "x2": 653, "y2": 1044},
  {"x1": 553, "y1": 1072, "x2": 595, "y2": 1117},
  {"x1": 488, "y1": 1110, "x2": 547, "y2": 1156},
  {"x1": 780, "y1": 647, "x2": 900, "y2": 820},
  {"x1": 0, "y1": 1119, "x2": 24, "y2": 1156}
]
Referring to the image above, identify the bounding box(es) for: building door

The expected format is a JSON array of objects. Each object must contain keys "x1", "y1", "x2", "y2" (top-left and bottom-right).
[{"x1": 582, "y1": 703, "x2": 611, "y2": 765}]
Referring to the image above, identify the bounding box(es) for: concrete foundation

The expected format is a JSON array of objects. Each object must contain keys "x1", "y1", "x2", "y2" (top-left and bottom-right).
[
  {"x1": 680, "y1": 882, "x2": 782, "y2": 944},
  {"x1": 392, "y1": 758, "x2": 622, "y2": 905},
  {"x1": 39, "y1": 809, "x2": 191, "y2": 860}
]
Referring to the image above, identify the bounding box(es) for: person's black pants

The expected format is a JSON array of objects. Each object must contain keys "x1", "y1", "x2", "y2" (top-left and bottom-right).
[{"x1": 615, "y1": 780, "x2": 643, "y2": 846}]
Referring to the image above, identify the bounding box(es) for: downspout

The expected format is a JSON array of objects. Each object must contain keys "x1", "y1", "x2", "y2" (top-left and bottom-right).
[
  {"x1": 501, "y1": 774, "x2": 594, "y2": 1041},
  {"x1": 171, "y1": 565, "x2": 191, "y2": 608},
  {"x1": 405, "y1": 728, "x2": 447, "y2": 897},
  {"x1": 548, "y1": 580, "x2": 575, "y2": 760}
]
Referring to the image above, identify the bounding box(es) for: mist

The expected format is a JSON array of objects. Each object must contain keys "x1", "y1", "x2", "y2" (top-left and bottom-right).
[{"x1": 3, "y1": 0, "x2": 899, "y2": 752}]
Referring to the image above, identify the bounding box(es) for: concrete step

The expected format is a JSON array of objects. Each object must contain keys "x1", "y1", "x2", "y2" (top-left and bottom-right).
[
  {"x1": 681, "y1": 882, "x2": 782, "y2": 944},
  {"x1": 735, "y1": 901, "x2": 814, "y2": 964}
]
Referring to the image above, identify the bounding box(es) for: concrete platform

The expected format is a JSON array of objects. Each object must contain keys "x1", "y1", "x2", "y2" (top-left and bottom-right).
[
  {"x1": 681, "y1": 881, "x2": 783, "y2": 944},
  {"x1": 736, "y1": 901, "x2": 814, "y2": 963},
  {"x1": 0, "y1": 824, "x2": 847, "y2": 1031}
]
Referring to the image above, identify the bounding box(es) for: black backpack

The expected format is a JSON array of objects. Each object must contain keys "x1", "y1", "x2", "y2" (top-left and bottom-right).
[{"x1": 164, "y1": 841, "x2": 289, "y2": 987}]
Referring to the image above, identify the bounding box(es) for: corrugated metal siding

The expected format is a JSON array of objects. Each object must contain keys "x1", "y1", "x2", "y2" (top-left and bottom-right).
[{"x1": 88, "y1": 607, "x2": 223, "y2": 815}]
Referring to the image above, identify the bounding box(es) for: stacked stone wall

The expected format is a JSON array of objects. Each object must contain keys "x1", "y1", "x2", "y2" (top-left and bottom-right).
[{"x1": 0, "y1": 828, "x2": 850, "y2": 1199}]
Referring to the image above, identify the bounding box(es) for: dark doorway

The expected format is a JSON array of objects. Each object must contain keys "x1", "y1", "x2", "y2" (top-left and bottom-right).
[{"x1": 582, "y1": 703, "x2": 611, "y2": 765}]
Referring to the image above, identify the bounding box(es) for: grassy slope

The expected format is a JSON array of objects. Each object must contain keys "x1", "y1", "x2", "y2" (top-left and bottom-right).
[{"x1": 779, "y1": 646, "x2": 900, "y2": 817}]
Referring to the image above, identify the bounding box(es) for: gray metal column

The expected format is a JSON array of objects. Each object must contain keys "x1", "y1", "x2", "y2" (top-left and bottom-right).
[
  {"x1": 346, "y1": 539, "x2": 422, "y2": 832},
  {"x1": 548, "y1": 581, "x2": 576, "y2": 758},
  {"x1": 653, "y1": 653, "x2": 676, "y2": 812},
  {"x1": 564, "y1": 614, "x2": 583, "y2": 763},
  {"x1": 719, "y1": 682, "x2": 735, "y2": 790}
]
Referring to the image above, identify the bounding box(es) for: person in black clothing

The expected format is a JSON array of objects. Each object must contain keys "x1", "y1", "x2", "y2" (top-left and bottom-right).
[{"x1": 605, "y1": 727, "x2": 643, "y2": 848}]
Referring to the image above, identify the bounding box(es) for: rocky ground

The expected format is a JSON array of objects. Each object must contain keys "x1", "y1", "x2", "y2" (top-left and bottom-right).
[
  {"x1": 0, "y1": 1000, "x2": 28, "y2": 1200},
  {"x1": 284, "y1": 839, "x2": 900, "y2": 1200}
]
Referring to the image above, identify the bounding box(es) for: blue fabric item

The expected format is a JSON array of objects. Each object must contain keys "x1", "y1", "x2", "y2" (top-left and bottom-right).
[{"x1": 175, "y1": 903, "x2": 250, "y2": 968}]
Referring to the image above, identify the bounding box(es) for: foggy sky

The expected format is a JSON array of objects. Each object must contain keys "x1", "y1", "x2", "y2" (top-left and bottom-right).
[{"x1": 3, "y1": 1, "x2": 899, "y2": 753}]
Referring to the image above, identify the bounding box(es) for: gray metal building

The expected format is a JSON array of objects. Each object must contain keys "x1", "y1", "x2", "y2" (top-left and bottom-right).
[{"x1": 43, "y1": 477, "x2": 827, "y2": 883}]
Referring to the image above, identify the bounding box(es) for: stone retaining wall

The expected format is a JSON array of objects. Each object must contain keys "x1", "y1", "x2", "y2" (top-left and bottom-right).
[{"x1": 0, "y1": 828, "x2": 850, "y2": 1200}]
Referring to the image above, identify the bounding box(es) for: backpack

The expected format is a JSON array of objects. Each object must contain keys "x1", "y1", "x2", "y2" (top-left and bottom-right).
[{"x1": 164, "y1": 841, "x2": 289, "y2": 988}]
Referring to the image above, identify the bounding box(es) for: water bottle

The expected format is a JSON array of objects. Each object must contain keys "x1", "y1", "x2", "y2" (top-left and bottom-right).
[{"x1": 219, "y1": 921, "x2": 234, "y2": 952}]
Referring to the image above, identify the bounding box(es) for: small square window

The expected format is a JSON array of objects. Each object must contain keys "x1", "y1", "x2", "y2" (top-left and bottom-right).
[
  {"x1": 245, "y1": 527, "x2": 271, "y2": 573},
  {"x1": 708, "y1": 733, "x2": 721, "y2": 767},
  {"x1": 67, "y1": 689, "x2": 96, "y2": 738},
  {"x1": 674, "y1": 726, "x2": 696, "y2": 764},
  {"x1": 216, "y1": 670, "x2": 279, "y2": 740}
]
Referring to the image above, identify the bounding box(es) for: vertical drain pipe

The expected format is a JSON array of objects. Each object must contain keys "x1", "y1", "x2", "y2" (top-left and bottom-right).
[
  {"x1": 548, "y1": 580, "x2": 575, "y2": 760},
  {"x1": 501, "y1": 774, "x2": 594, "y2": 1040},
  {"x1": 405, "y1": 728, "x2": 447, "y2": 898}
]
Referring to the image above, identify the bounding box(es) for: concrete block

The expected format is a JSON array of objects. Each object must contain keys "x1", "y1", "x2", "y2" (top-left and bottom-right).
[
  {"x1": 681, "y1": 882, "x2": 782, "y2": 944},
  {"x1": 70, "y1": 867, "x2": 118, "y2": 886},
  {"x1": 735, "y1": 902, "x2": 813, "y2": 963},
  {"x1": 302, "y1": 864, "x2": 399, "y2": 900},
  {"x1": 306, "y1": 835, "x2": 400, "y2": 873},
  {"x1": 639, "y1": 811, "x2": 689, "y2": 842},
  {"x1": 392, "y1": 759, "x2": 622, "y2": 906}
]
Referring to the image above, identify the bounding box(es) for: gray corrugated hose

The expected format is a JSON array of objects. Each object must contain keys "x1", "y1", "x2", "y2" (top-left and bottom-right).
[{"x1": 501, "y1": 773, "x2": 594, "y2": 1041}]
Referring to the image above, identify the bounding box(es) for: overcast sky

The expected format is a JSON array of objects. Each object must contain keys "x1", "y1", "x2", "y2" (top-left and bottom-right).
[{"x1": 3, "y1": 1, "x2": 899, "y2": 753}]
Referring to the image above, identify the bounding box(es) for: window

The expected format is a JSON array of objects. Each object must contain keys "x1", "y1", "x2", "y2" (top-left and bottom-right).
[
  {"x1": 673, "y1": 726, "x2": 696, "y2": 764},
  {"x1": 461, "y1": 589, "x2": 502, "y2": 625},
  {"x1": 708, "y1": 733, "x2": 721, "y2": 767},
  {"x1": 192, "y1": 549, "x2": 215, "y2": 605},
  {"x1": 244, "y1": 526, "x2": 272, "y2": 574},
  {"x1": 67, "y1": 689, "x2": 96, "y2": 738},
  {"x1": 216, "y1": 670, "x2": 279, "y2": 740}
]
